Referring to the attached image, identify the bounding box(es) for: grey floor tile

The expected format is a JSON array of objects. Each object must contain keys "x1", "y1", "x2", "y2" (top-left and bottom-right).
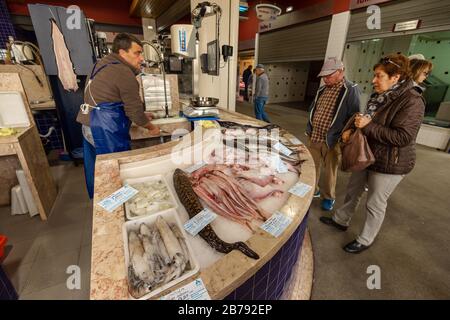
[
  {"x1": 20, "y1": 282, "x2": 74, "y2": 300},
  {"x1": 82, "y1": 216, "x2": 93, "y2": 247},
  {"x1": 3, "y1": 261, "x2": 33, "y2": 295},
  {"x1": 2, "y1": 238, "x2": 41, "y2": 266},
  {"x1": 2, "y1": 216, "x2": 44, "y2": 243},
  {"x1": 40, "y1": 206, "x2": 87, "y2": 235},
  {"x1": 34, "y1": 225, "x2": 83, "y2": 260},
  {"x1": 78, "y1": 245, "x2": 91, "y2": 270},
  {"x1": 22, "y1": 249, "x2": 80, "y2": 295},
  {"x1": 50, "y1": 164, "x2": 74, "y2": 189},
  {"x1": 73, "y1": 245, "x2": 91, "y2": 300}
]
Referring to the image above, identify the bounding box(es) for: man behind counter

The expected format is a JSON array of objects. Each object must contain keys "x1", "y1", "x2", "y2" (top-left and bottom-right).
[{"x1": 77, "y1": 33, "x2": 160, "y2": 198}]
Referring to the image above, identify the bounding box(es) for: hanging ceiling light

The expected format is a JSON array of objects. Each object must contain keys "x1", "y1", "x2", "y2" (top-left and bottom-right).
[{"x1": 255, "y1": 3, "x2": 282, "y2": 21}]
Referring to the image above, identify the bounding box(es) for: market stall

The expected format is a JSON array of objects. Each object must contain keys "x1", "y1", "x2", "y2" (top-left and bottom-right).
[
  {"x1": 0, "y1": 73, "x2": 57, "y2": 221},
  {"x1": 89, "y1": 109, "x2": 315, "y2": 300}
]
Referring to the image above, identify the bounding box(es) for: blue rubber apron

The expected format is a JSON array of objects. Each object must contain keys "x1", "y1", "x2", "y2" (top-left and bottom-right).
[{"x1": 82, "y1": 61, "x2": 131, "y2": 198}]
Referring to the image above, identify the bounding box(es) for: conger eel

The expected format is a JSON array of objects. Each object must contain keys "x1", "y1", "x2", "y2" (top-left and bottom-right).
[{"x1": 173, "y1": 168, "x2": 260, "y2": 260}]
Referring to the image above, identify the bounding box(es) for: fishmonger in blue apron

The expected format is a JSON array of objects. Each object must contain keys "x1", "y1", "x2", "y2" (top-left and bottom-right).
[{"x1": 80, "y1": 62, "x2": 135, "y2": 198}]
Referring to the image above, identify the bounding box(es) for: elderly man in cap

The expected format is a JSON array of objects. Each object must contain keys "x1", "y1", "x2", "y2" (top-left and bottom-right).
[
  {"x1": 306, "y1": 57, "x2": 361, "y2": 211},
  {"x1": 254, "y1": 64, "x2": 270, "y2": 122}
]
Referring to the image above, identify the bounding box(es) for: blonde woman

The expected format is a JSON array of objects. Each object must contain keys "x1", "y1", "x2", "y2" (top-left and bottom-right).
[{"x1": 409, "y1": 54, "x2": 433, "y2": 94}]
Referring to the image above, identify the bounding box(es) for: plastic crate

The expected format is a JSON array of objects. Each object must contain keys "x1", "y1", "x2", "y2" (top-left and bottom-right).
[{"x1": 0, "y1": 235, "x2": 7, "y2": 259}]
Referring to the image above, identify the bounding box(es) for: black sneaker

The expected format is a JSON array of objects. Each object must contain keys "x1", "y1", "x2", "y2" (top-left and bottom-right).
[
  {"x1": 343, "y1": 240, "x2": 369, "y2": 254},
  {"x1": 319, "y1": 216, "x2": 348, "y2": 231}
]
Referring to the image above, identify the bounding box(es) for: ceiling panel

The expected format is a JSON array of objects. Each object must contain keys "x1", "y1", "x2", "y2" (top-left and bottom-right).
[{"x1": 130, "y1": 0, "x2": 179, "y2": 19}]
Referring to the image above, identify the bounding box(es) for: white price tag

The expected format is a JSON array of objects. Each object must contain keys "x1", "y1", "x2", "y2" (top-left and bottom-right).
[
  {"x1": 288, "y1": 182, "x2": 313, "y2": 198},
  {"x1": 159, "y1": 278, "x2": 211, "y2": 300},
  {"x1": 276, "y1": 157, "x2": 289, "y2": 174},
  {"x1": 183, "y1": 208, "x2": 217, "y2": 236},
  {"x1": 269, "y1": 155, "x2": 287, "y2": 174},
  {"x1": 97, "y1": 185, "x2": 138, "y2": 213},
  {"x1": 260, "y1": 212, "x2": 293, "y2": 238},
  {"x1": 184, "y1": 161, "x2": 207, "y2": 174},
  {"x1": 273, "y1": 142, "x2": 293, "y2": 156},
  {"x1": 289, "y1": 137, "x2": 303, "y2": 145}
]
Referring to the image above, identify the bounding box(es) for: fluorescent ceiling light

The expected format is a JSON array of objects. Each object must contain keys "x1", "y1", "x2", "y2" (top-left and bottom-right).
[
  {"x1": 147, "y1": 25, "x2": 153, "y2": 29},
  {"x1": 239, "y1": 1, "x2": 249, "y2": 13}
]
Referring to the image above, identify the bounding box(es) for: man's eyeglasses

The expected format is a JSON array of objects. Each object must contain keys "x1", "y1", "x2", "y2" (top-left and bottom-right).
[{"x1": 380, "y1": 57, "x2": 401, "y2": 68}]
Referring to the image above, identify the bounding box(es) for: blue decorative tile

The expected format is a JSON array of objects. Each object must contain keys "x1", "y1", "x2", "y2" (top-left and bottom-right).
[
  {"x1": 0, "y1": 0, "x2": 16, "y2": 49},
  {"x1": 224, "y1": 212, "x2": 309, "y2": 300}
]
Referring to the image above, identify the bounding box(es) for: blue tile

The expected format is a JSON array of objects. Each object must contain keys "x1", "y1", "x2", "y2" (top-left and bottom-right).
[
  {"x1": 253, "y1": 277, "x2": 269, "y2": 300},
  {"x1": 225, "y1": 212, "x2": 310, "y2": 301},
  {"x1": 254, "y1": 261, "x2": 270, "y2": 284},
  {"x1": 0, "y1": 0, "x2": 16, "y2": 49},
  {"x1": 268, "y1": 260, "x2": 280, "y2": 283}
]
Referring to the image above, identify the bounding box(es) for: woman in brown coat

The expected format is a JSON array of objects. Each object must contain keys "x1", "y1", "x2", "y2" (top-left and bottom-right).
[{"x1": 320, "y1": 54, "x2": 426, "y2": 253}]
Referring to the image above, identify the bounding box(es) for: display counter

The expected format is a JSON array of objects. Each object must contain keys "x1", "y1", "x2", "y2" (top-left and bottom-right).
[{"x1": 89, "y1": 109, "x2": 315, "y2": 300}]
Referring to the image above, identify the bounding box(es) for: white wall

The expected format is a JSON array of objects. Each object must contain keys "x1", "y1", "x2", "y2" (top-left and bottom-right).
[{"x1": 191, "y1": 0, "x2": 239, "y2": 111}]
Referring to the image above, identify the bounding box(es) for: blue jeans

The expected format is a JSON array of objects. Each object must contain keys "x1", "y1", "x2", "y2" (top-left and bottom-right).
[{"x1": 254, "y1": 97, "x2": 270, "y2": 122}]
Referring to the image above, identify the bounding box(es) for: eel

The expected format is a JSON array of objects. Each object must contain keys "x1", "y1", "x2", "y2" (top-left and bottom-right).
[{"x1": 173, "y1": 168, "x2": 260, "y2": 260}]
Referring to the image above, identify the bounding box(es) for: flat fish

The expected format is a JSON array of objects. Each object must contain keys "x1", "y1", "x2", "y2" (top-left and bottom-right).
[
  {"x1": 173, "y1": 168, "x2": 259, "y2": 260},
  {"x1": 50, "y1": 19, "x2": 78, "y2": 91}
]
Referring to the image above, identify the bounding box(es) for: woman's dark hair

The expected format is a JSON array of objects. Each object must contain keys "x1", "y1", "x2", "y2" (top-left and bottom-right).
[
  {"x1": 112, "y1": 33, "x2": 142, "y2": 54},
  {"x1": 374, "y1": 54, "x2": 411, "y2": 81},
  {"x1": 410, "y1": 59, "x2": 433, "y2": 82}
]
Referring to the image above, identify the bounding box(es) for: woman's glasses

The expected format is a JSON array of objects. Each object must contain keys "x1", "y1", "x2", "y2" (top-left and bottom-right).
[{"x1": 380, "y1": 57, "x2": 401, "y2": 68}]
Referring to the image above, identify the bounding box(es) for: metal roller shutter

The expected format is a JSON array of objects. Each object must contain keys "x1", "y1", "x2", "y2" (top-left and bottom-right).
[
  {"x1": 259, "y1": 17, "x2": 332, "y2": 63},
  {"x1": 347, "y1": 0, "x2": 450, "y2": 42}
]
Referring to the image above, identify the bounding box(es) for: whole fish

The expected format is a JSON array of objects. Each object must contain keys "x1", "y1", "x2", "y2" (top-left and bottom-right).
[
  {"x1": 217, "y1": 120, "x2": 280, "y2": 131},
  {"x1": 173, "y1": 168, "x2": 259, "y2": 260},
  {"x1": 223, "y1": 138, "x2": 304, "y2": 166}
]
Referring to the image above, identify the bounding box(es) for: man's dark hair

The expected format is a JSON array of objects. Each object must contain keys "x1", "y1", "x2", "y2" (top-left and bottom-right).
[{"x1": 112, "y1": 33, "x2": 143, "y2": 54}]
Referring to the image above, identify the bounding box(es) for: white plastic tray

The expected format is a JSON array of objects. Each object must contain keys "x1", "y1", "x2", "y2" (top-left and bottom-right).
[
  {"x1": 0, "y1": 92, "x2": 30, "y2": 128},
  {"x1": 123, "y1": 174, "x2": 178, "y2": 221},
  {"x1": 122, "y1": 208, "x2": 200, "y2": 300}
]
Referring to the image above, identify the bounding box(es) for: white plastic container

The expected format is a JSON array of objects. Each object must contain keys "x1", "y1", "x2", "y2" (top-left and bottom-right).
[
  {"x1": 0, "y1": 92, "x2": 30, "y2": 128},
  {"x1": 122, "y1": 208, "x2": 200, "y2": 300},
  {"x1": 16, "y1": 170, "x2": 39, "y2": 217},
  {"x1": 11, "y1": 185, "x2": 28, "y2": 215},
  {"x1": 123, "y1": 174, "x2": 178, "y2": 221},
  {"x1": 170, "y1": 24, "x2": 195, "y2": 58}
]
